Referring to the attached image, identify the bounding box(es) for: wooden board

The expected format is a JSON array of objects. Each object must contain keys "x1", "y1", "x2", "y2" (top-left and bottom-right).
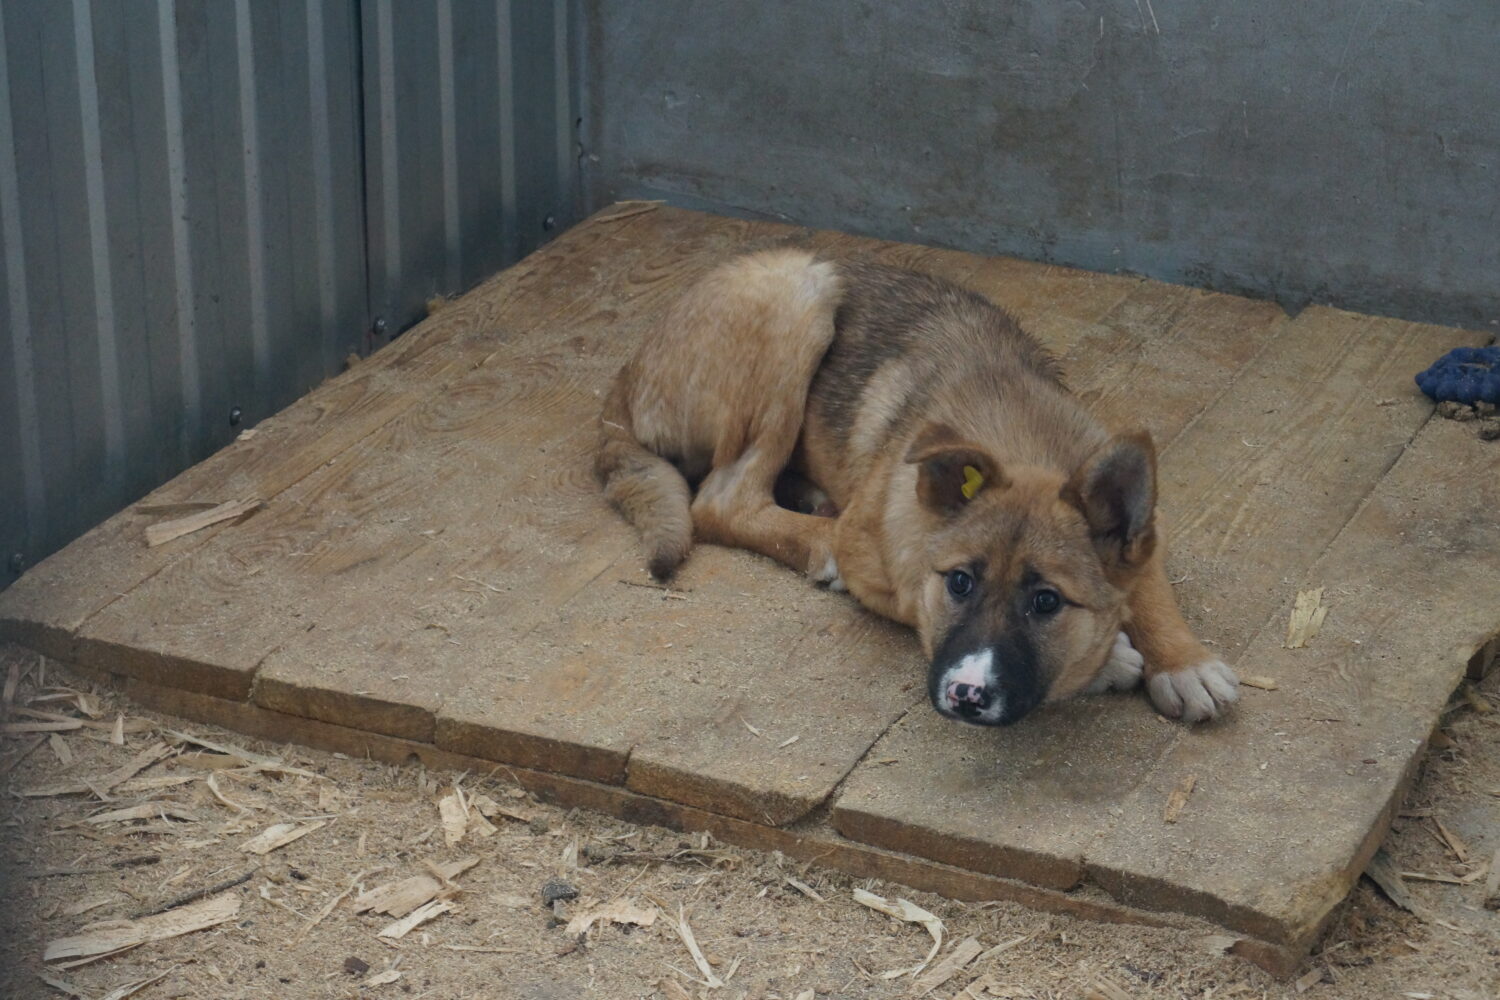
[{"x1": 1, "y1": 205, "x2": 1493, "y2": 965}]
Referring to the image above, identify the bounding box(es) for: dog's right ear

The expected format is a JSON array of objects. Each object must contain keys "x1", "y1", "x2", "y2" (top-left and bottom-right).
[{"x1": 904, "y1": 424, "x2": 1006, "y2": 517}]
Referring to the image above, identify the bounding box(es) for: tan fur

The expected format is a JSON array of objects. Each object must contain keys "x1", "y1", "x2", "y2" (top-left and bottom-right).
[{"x1": 598, "y1": 251, "x2": 1238, "y2": 724}]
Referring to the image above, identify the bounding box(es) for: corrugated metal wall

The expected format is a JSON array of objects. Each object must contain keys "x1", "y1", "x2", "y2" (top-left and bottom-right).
[{"x1": 0, "y1": 0, "x2": 577, "y2": 589}]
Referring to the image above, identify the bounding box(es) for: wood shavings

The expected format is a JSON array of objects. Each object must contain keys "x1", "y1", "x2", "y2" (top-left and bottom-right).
[
  {"x1": 1163, "y1": 774, "x2": 1197, "y2": 824},
  {"x1": 784, "y1": 876, "x2": 825, "y2": 902},
  {"x1": 3, "y1": 719, "x2": 82, "y2": 735},
  {"x1": 1284, "y1": 587, "x2": 1330, "y2": 648},
  {"x1": 239, "y1": 820, "x2": 326, "y2": 855},
  {"x1": 377, "y1": 899, "x2": 453, "y2": 939},
  {"x1": 362, "y1": 969, "x2": 402, "y2": 987},
  {"x1": 48, "y1": 732, "x2": 72, "y2": 765},
  {"x1": 1086, "y1": 976, "x2": 1134, "y2": 1000},
  {"x1": 1484, "y1": 848, "x2": 1500, "y2": 910},
  {"x1": 163, "y1": 730, "x2": 321, "y2": 779},
  {"x1": 1431, "y1": 817, "x2": 1469, "y2": 862},
  {"x1": 1294, "y1": 966, "x2": 1326, "y2": 992},
  {"x1": 82, "y1": 802, "x2": 196, "y2": 825},
  {"x1": 1364, "y1": 848, "x2": 1428, "y2": 920},
  {"x1": 355, "y1": 876, "x2": 446, "y2": 918},
  {"x1": 21, "y1": 741, "x2": 172, "y2": 798},
  {"x1": 912, "y1": 936, "x2": 982, "y2": 994},
  {"x1": 144, "y1": 498, "x2": 261, "y2": 546},
  {"x1": 438, "y1": 786, "x2": 468, "y2": 845},
  {"x1": 110, "y1": 713, "x2": 125, "y2": 745},
  {"x1": 777, "y1": 735, "x2": 801, "y2": 749},
  {"x1": 664, "y1": 903, "x2": 723, "y2": 988},
  {"x1": 132, "y1": 870, "x2": 253, "y2": 919},
  {"x1": 1239, "y1": 675, "x2": 1280, "y2": 691},
  {"x1": 852, "y1": 887, "x2": 944, "y2": 978},
  {"x1": 563, "y1": 897, "x2": 658, "y2": 937},
  {"x1": 594, "y1": 199, "x2": 664, "y2": 224},
  {"x1": 43, "y1": 891, "x2": 240, "y2": 964}
]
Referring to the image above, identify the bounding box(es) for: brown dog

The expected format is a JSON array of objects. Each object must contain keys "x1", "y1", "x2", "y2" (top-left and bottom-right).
[{"x1": 596, "y1": 250, "x2": 1238, "y2": 725}]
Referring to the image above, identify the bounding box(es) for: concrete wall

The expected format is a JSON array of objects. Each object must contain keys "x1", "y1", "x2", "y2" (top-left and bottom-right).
[{"x1": 582, "y1": 0, "x2": 1500, "y2": 330}]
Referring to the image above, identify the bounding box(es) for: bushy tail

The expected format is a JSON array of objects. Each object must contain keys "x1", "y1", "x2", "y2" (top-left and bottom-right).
[{"x1": 595, "y1": 377, "x2": 693, "y2": 580}]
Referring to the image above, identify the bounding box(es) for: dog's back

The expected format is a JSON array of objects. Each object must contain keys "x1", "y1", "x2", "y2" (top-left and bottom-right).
[{"x1": 800, "y1": 261, "x2": 1105, "y2": 508}]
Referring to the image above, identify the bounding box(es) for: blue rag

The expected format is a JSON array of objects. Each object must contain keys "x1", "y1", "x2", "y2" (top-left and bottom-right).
[{"x1": 1414, "y1": 346, "x2": 1500, "y2": 405}]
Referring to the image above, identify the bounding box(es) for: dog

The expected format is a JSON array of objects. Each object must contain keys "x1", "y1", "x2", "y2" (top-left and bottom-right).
[{"x1": 596, "y1": 249, "x2": 1238, "y2": 726}]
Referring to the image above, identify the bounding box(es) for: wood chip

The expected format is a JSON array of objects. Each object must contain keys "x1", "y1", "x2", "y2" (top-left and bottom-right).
[
  {"x1": 1364, "y1": 848, "x2": 1428, "y2": 920},
  {"x1": 1285, "y1": 587, "x2": 1329, "y2": 648},
  {"x1": 48, "y1": 733, "x2": 73, "y2": 766},
  {"x1": 43, "y1": 891, "x2": 240, "y2": 963},
  {"x1": 83, "y1": 802, "x2": 196, "y2": 825},
  {"x1": 356, "y1": 876, "x2": 446, "y2": 918},
  {"x1": 134, "y1": 501, "x2": 220, "y2": 517},
  {"x1": 1432, "y1": 817, "x2": 1469, "y2": 862},
  {"x1": 110, "y1": 713, "x2": 125, "y2": 745},
  {"x1": 362, "y1": 970, "x2": 402, "y2": 987},
  {"x1": 36, "y1": 973, "x2": 86, "y2": 998},
  {"x1": 1484, "y1": 848, "x2": 1500, "y2": 910},
  {"x1": 144, "y1": 498, "x2": 261, "y2": 546},
  {"x1": 1163, "y1": 774, "x2": 1197, "y2": 824},
  {"x1": 913, "y1": 937, "x2": 983, "y2": 994},
  {"x1": 666, "y1": 903, "x2": 723, "y2": 988},
  {"x1": 239, "y1": 820, "x2": 326, "y2": 855},
  {"x1": 1087, "y1": 977, "x2": 1134, "y2": 1000},
  {"x1": 1294, "y1": 967, "x2": 1325, "y2": 992},
  {"x1": 163, "y1": 729, "x2": 320, "y2": 779},
  {"x1": 563, "y1": 897, "x2": 658, "y2": 937},
  {"x1": 784, "y1": 876, "x2": 825, "y2": 902},
  {"x1": 3, "y1": 719, "x2": 83, "y2": 735},
  {"x1": 377, "y1": 899, "x2": 453, "y2": 939},
  {"x1": 1239, "y1": 675, "x2": 1280, "y2": 691},
  {"x1": 777, "y1": 735, "x2": 800, "y2": 748},
  {"x1": 852, "y1": 888, "x2": 944, "y2": 978},
  {"x1": 22, "y1": 741, "x2": 173, "y2": 798},
  {"x1": 437, "y1": 787, "x2": 468, "y2": 846}
]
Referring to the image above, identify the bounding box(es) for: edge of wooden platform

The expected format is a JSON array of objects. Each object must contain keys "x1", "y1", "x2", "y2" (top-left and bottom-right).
[{"x1": 48, "y1": 657, "x2": 1306, "y2": 980}]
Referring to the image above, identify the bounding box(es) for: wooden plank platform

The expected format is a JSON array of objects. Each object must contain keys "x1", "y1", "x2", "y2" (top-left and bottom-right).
[{"x1": 4, "y1": 204, "x2": 1496, "y2": 970}]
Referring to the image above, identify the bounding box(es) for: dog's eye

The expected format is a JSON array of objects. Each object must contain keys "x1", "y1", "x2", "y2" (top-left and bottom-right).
[
  {"x1": 946, "y1": 569, "x2": 975, "y2": 599},
  {"x1": 1032, "y1": 589, "x2": 1061, "y2": 615}
]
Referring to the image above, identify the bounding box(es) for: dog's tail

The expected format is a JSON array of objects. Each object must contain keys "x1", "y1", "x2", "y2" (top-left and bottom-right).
[{"x1": 595, "y1": 375, "x2": 693, "y2": 580}]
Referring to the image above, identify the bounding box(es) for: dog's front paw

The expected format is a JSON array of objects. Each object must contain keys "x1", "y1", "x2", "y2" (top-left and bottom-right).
[
  {"x1": 1086, "y1": 631, "x2": 1144, "y2": 694},
  {"x1": 809, "y1": 553, "x2": 846, "y2": 592},
  {"x1": 1147, "y1": 659, "x2": 1239, "y2": 723}
]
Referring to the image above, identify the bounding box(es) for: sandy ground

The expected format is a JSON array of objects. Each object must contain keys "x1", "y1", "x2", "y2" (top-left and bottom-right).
[{"x1": 1, "y1": 643, "x2": 1495, "y2": 1000}]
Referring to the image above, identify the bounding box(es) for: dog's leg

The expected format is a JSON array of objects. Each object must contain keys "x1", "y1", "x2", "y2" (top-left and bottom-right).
[
  {"x1": 692, "y1": 460, "x2": 840, "y2": 586},
  {"x1": 1125, "y1": 549, "x2": 1239, "y2": 722}
]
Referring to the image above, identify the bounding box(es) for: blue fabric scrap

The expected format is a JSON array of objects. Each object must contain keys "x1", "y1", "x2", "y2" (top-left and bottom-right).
[{"x1": 1414, "y1": 346, "x2": 1500, "y2": 405}]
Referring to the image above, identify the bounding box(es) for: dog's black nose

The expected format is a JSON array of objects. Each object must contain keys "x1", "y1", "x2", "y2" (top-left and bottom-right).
[{"x1": 947, "y1": 682, "x2": 992, "y2": 718}]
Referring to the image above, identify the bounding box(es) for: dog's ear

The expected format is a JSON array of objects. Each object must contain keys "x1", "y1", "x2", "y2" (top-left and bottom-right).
[
  {"x1": 1063, "y1": 430, "x2": 1157, "y2": 568},
  {"x1": 904, "y1": 424, "x2": 1006, "y2": 516}
]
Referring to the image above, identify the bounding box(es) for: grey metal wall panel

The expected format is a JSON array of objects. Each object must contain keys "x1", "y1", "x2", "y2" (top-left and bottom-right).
[
  {"x1": 362, "y1": 0, "x2": 576, "y2": 340},
  {"x1": 0, "y1": 0, "x2": 369, "y2": 588},
  {"x1": 584, "y1": 0, "x2": 1500, "y2": 331},
  {"x1": 0, "y1": 0, "x2": 573, "y2": 589}
]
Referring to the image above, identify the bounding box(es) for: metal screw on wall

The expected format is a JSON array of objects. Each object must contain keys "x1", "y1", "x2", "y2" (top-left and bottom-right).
[
  {"x1": 229, "y1": 406, "x2": 242, "y2": 427},
  {"x1": 8, "y1": 552, "x2": 25, "y2": 575},
  {"x1": 373, "y1": 316, "x2": 388, "y2": 339},
  {"x1": 543, "y1": 214, "x2": 556, "y2": 231}
]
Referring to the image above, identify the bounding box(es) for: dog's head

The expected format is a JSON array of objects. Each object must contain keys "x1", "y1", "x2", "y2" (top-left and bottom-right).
[{"x1": 904, "y1": 424, "x2": 1157, "y2": 726}]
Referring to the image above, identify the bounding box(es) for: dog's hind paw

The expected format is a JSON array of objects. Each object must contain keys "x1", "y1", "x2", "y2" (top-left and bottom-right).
[
  {"x1": 809, "y1": 553, "x2": 846, "y2": 592},
  {"x1": 1147, "y1": 658, "x2": 1240, "y2": 723},
  {"x1": 1086, "y1": 631, "x2": 1144, "y2": 694}
]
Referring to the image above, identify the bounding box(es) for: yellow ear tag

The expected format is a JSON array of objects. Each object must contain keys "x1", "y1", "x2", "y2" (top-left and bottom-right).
[{"x1": 961, "y1": 465, "x2": 984, "y2": 500}]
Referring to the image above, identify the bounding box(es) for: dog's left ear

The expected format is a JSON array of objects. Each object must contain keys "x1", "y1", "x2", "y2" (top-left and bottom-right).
[
  {"x1": 1064, "y1": 431, "x2": 1157, "y2": 568},
  {"x1": 904, "y1": 423, "x2": 1006, "y2": 516}
]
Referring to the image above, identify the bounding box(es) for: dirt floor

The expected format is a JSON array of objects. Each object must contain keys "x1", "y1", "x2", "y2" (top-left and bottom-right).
[{"x1": 1, "y1": 644, "x2": 1495, "y2": 1000}]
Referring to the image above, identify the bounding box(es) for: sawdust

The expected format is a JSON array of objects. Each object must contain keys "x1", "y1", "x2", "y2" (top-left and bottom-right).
[{"x1": 0, "y1": 649, "x2": 1496, "y2": 999}]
